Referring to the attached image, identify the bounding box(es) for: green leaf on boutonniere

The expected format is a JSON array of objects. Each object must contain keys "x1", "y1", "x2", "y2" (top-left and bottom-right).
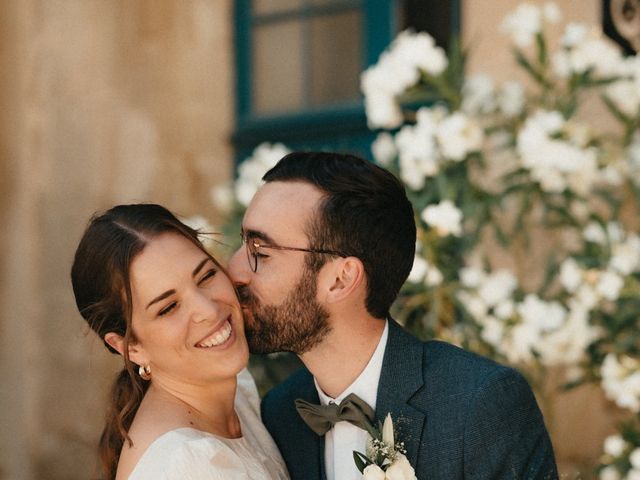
[{"x1": 353, "y1": 450, "x2": 372, "y2": 474}]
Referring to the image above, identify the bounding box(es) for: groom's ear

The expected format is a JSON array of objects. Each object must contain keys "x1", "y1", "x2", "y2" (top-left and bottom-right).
[{"x1": 321, "y1": 256, "x2": 365, "y2": 304}]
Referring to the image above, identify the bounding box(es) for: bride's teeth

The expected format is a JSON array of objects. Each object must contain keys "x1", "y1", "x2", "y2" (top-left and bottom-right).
[{"x1": 197, "y1": 320, "x2": 232, "y2": 348}]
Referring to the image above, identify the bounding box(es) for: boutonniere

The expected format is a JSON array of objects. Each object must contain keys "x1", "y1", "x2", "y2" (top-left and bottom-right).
[{"x1": 353, "y1": 413, "x2": 417, "y2": 480}]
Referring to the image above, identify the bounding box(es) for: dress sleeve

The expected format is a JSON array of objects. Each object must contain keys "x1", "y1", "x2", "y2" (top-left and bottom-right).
[{"x1": 161, "y1": 438, "x2": 250, "y2": 480}]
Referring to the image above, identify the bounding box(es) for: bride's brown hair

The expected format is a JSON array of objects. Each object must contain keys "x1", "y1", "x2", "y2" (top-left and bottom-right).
[{"x1": 70, "y1": 203, "x2": 221, "y2": 480}]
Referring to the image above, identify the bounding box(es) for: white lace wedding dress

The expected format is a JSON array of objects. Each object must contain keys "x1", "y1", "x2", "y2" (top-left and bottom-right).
[{"x1": 129, "y1": 369, "x2": 290, "y2": 479}]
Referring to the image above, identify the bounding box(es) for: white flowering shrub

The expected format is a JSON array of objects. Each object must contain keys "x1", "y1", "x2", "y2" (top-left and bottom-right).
[
  {"x1": 361, "y1": 2, "x2": 640, "y2": 475},
  {"x1": 212, "y1": 2, "x2": 640, "y2": 474}
]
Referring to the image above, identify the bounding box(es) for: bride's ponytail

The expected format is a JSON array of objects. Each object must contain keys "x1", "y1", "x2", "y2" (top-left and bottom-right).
[
  {"x1": 71, "y1": 204, "x2": 211, "y2": 479},
  {"x1": 99, "y1": 366, "x2": 149, "y2": 479}
]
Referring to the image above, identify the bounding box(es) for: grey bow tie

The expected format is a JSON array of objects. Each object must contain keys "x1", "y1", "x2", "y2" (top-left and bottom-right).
[{"x1": 295, "y1": 393, "x2": 375, "y2": 436}]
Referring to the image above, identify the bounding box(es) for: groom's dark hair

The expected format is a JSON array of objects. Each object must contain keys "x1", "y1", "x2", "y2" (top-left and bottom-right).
[{"x1": 262, "y1": 151, "x2": 416, "y2": 319}]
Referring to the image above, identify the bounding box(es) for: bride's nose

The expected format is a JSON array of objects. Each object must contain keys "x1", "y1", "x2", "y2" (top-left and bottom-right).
[{"x1": 190, "y1": 289, "x2": 222, "y2": 323}]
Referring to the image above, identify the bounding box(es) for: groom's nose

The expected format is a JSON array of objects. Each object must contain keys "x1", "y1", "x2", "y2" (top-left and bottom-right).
[{"x1": 228, "y1": 246, "x2": 250, "y2": 286}]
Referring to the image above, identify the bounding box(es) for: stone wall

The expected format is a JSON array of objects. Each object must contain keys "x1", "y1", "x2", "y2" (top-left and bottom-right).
[{"x1": 0, "y1": 1, "x2": 234, "y2": 478}]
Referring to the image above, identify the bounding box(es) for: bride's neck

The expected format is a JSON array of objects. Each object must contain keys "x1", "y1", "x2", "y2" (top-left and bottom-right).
[{"x1": 147, "y1": 375, "x2": 241, "y2": 438}]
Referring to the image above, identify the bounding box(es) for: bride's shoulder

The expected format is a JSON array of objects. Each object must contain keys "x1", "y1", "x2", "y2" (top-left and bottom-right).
[
  {"x1": 124, "y1": 428, "x2": 240, "y2": 480},
  {"x1": 115, "y1": 395, "x2": 204, "y2": 479}
]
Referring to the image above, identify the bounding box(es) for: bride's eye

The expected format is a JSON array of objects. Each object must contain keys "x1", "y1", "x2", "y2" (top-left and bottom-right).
[
  {"x1": 198, "y1": 268, "x2": 217, "y2": 285},
  {"x1": 158, "y1": 302, "x2": 177, "y2": 317}
]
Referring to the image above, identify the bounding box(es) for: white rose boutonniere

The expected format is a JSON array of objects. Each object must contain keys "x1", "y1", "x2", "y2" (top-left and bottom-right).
[{"x1": 354, "y1": 414, "x2": 417, "y2": 480}]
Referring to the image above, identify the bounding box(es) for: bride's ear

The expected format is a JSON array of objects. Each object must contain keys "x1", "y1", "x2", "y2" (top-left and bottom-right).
[
  {"x1": 104, "y1": 332, "x2": 148, "y2": 365},
  {"x1": 104, "y1": 332, "x2": 126, "y2": 356}
]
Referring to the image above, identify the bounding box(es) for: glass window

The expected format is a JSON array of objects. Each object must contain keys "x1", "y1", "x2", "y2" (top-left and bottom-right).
[
  {"x1": 234, "y1": 0, "x2": 459, "y2": 158},
  {"x1": 253, "y1": 20, "x2": 305, "y2": 113}
]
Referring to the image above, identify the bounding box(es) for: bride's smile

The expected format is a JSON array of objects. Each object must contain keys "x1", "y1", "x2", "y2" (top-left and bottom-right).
[{"x1": 195, "y1": 316, "x2": 235, "y2": 349}]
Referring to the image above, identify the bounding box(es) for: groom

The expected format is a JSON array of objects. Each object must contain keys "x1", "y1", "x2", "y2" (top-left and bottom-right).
[{"x1": 228, "y1": 151, "x2": 558, "y2": 480}]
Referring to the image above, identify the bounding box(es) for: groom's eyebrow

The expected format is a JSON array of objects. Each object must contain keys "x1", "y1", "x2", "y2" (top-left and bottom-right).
[{"x1": 244, "y1": 228, "x2": 274, "y2": 244}]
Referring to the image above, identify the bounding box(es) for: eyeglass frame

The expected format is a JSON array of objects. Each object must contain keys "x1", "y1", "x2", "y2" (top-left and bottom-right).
[{"x1": 240, "y1": 232, "x2": 347, "y2": 273}]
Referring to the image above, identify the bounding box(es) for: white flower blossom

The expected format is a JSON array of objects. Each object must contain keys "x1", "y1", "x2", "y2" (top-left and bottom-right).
[
  {"x1": 560, "y1": 258, "x2": 583, "y2": 293},
  {"x1": 236, "y1": 143, "x2": 290, "y2": 206},
  {"x1": 408, "y1": 255, "x2": 429, "y2": 283},
  {"x1": 604, "y1": 434, "x2": 627, "y2": 457},
  {"x1": 506, "y1": 322, "x2": 541, "y2": 363},
  {"x1": 599, "y1": 465, "x2": 621, "y2": 480},
  {"x1": 494, "y1": 299, "x2": 515, "y2": 320},
  {"x1": 542, "y1": 2, "x2": 562, "y2": 23},
  {"x1": 479, "y1": 315, "x2": 505, "y2": 346},
  {"x1": 596, "y1": 270, "x2": 624, "y2": 301},
  {"x1": 477, "y1": 270, "x2": 518, "y2": 307},
  {"x1": 435, "y1": 112, "x2": 484, "y2": 161},
  {"x1": 569, "y1": 37, "x2": 624, "y2": 77},
  {"x1": 362, "y1": 31, "x2": 447, "y2": 129},
  {"x1": 628, "y1": 469, "x2": 640, "y2": 480},
  {"x1": 382, "y1": 414, "x2": 394, "y2": 446},
  {"x1": 363, "y1": 464, "x2": 386, "y2": 480},
  {"x1": 421, "y1": 200, "x2": 463, "y2": 236},
  {"x1": 583, "y1": 222, "x2": 607, "y2": 244},
  {"x1": 574, "y1": 283, "x2": 599, "y2": 311},
  {"x1": 498, "y1": 81, "x2": 525, "y2": 117},
  {"x1": 460, "y1": 266, "x2": 485, "y2": 288},
  {"x1": 552, "y1": 50, "x2": 572, "y2": 78},
  {"x1": 607, "y1": 222, "x2": 625, "y2": 244},
  {"x1": 610, "y1": 235, "x2": 640, "y2": 275},
  {"x1": 501, "y1": 3, "x2": 543, "y2": 48},
  {"x1": 426, "y1": 265, "x2": 444, "y2": 287},
  {"x1": 372, "y1": 132, "x2": 397, "y2": 166},
  {"x1": 364, "y1": 92, "x2": 404, "y2": 130},
  {"x1": 517, "y1": 294, "x2": 566, "y2": 332},
  {"x1": 385, "y1": 453, "x2": 417, "y2": 480},
  {"x1": 395, "y1": 110, "x2": 440, "y2": 189},
  {"x1": 408, "y1": 254, "x2": 442, "y2": 286},
  {"x1": 606, "y1": 80, "x2": 640, "y2": 117},
  {"x1": 458, "y1": 291, "x2": 488, "y2": 320},
  {"x1": 601, "y1": 354, "x2": 640, "y2": 412},
  {"x1": 561, "y1": 22, "x2": 588, "y2": 47},
  {"x1": 631, "y1": 448, "x2": 640, "y2": 469},
  {"x1": 210, "y1": 183, "x2": 234, "y2": 214},
  {"x1": 517, "y1": 110, "x2": 598, "y2": 194},
  {"x1": 536, "y1": 305, "x2": 600, "y2": 366},
  {"x1": 395, "y1": 31, "x2": 448, "y2": 75},
  {"x1": 462, "y1": 75, "x2": 496, "y2": 114}
]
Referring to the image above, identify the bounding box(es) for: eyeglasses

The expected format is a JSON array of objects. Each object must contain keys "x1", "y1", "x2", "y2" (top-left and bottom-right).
[{"x1": 240, "y1": 233, "x2": 346, "y2": 273}]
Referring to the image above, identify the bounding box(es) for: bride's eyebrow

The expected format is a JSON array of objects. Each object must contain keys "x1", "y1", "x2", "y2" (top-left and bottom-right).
[
  {"x1": 145, "y1": 259, "x2": 211, "y2": 310},
  {"x1": 192, "y1": 258, "x2": 210, "y2": 277},
  {"x1": 146, "y1": 290, "x2": 176, "y2": 310}
]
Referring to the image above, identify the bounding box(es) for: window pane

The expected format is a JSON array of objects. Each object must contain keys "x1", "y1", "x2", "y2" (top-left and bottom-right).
[
  {"x1": 253, "y1": 21, "x2": 304, "y2": 114},
  {"x1": 309, "y1": 10, "x2": 362, "y2": 106},
  {"x1": 253, "y1": 0, "x2": 301, "y2": 16}
]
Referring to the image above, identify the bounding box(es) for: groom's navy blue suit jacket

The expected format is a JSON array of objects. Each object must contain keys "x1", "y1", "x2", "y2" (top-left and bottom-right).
[{"x1": 261, "y1": 320, "x2": 558, "y2": 479}]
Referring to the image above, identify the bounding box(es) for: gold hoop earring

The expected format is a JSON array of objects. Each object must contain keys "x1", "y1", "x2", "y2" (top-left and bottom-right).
[{"x1": 138, "y1": 365, "x2": 151, "y2": 381}]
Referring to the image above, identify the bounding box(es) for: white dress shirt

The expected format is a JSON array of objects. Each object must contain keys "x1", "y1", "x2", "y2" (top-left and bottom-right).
[{"x1": 314, "y1": 321, "x2": 389, "y2": 480}]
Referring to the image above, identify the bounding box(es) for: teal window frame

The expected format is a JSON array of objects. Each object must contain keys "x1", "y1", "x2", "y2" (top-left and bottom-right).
[{"x1": 233, "y1": 0, "x2": 460, "y2": 159}]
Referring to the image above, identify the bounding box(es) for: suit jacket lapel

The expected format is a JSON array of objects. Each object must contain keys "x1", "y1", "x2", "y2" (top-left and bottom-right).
[
  {"x1": 294, "y1": 373, "x2": 327, "y2": 480},
  {"x1": 375, "y1": 319, "x2": 426, "y2": 467}
]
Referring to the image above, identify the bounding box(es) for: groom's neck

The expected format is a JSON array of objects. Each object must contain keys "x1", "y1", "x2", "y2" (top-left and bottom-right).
[{"x1": 299, "y1": 314, "x2": 385, "y2": 399}]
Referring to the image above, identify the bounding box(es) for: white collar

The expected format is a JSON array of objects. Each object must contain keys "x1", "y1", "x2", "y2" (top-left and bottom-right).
[{"x1": 314, "y1": 320, "x2": 389, "y2": 410}]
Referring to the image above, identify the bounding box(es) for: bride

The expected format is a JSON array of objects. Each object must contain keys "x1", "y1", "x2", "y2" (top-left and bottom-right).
[{"x1": 71, "y1": 203, "x2": 290, "y2": 480}]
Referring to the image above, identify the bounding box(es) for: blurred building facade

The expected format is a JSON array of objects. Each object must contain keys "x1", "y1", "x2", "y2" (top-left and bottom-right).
[{"x1": 0, "y1": 1, "x2": 621, "y2": 479}]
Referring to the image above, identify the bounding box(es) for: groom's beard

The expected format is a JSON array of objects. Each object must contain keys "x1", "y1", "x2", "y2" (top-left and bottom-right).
[{"x1": 237, "y1": 267, "x2": 331, "y2": 355}]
